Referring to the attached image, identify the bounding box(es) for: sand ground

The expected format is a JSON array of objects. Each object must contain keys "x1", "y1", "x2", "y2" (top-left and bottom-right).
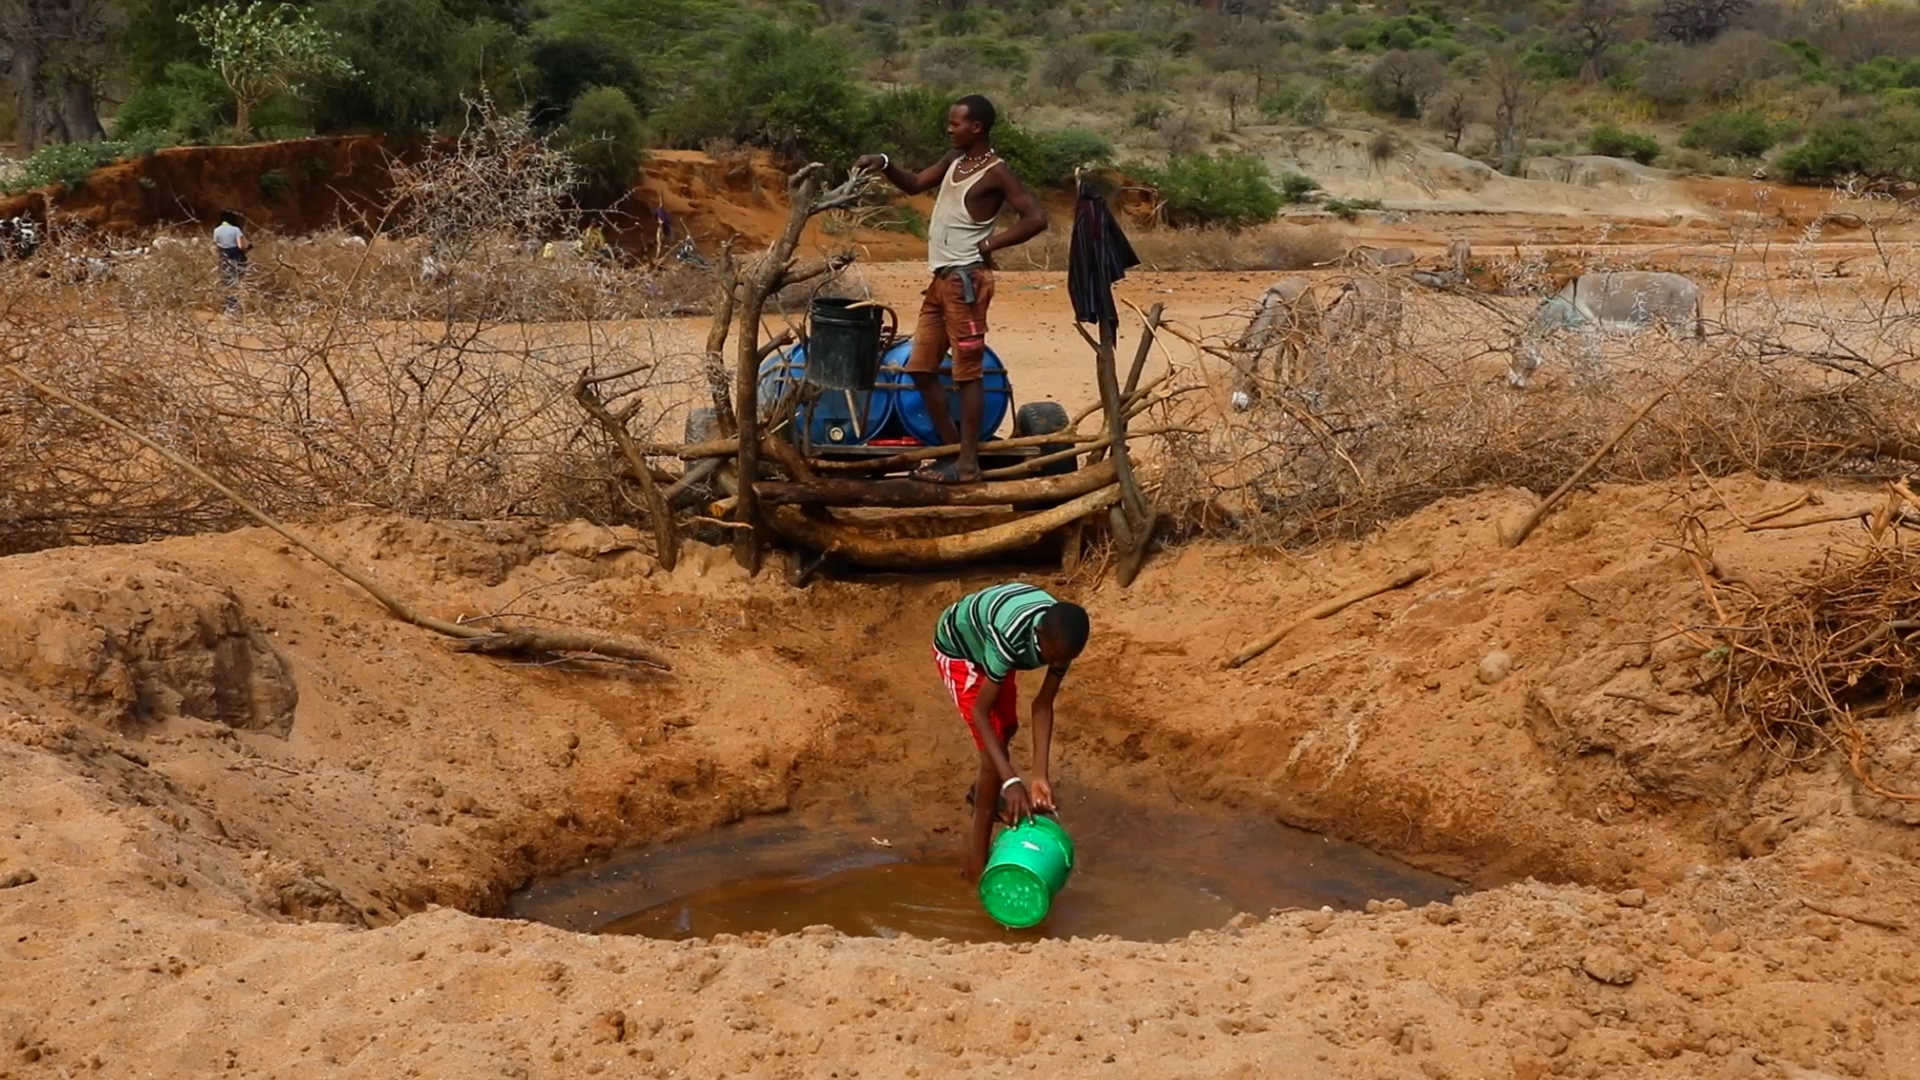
[{"x1": 3, "y1": 205, "x2": 1919, "y2": 1079}]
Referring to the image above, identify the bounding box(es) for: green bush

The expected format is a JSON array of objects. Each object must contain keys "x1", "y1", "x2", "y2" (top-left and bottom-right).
[
  {"x1": 1679, "y1": 111, "x2": 1782, "y2": 158},
  {"x1": 1342, "y1": 14, "x2": 1454, "y2": 52},
  {"x1": 1869, "y1": 101, "x2": 1920, "y2": 181},
  {"x1": 1774, "y1": 119, "x2": 1874, "y2": 182},
  {"x1": 1837, "y1": 56, "x2": 1920, "y2": 95},
  {"x1": 854, "y1": 86, "x2": 952, "y2": 168},
  {"x1": 970, "y1": 38, "x2": 1028, "y2": 73},
  {"x1": 1260, "y1": 87, "x2": 1305, "y2": 120},
  {"x1": 527, "y1": 36, "x2": 650, "y2": 129},
  {"x1": 1291, "y1": 87, "x2": 1329, "y2": 126},
  {"x1": 1278, "y1": 171, "x2": 1318, "y2": 203},
  {"x1": 998, "y1": 127, "x2": 1114, "y2": 190},
  {"x1": 1082, "y1": 30, "x2": 1143, "y2": 57},
  {"x1": 1139, "y1": 151, "x2": 1282, "y2": 229},
  {"x1": 0, "y1": 134, "x2": 175, "y2": 195},
  {"x1": 563, "y1": 86, "x2": 647, "y2": 199},
  {"x1": 1588, "y1": 125, "x2": 1660, "y2": 165},
  {"x1": 1324, "y1": 196, "x2": 1383, "y2": 221}
]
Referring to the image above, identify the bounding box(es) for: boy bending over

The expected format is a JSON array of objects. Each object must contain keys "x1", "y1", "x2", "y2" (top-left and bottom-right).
[{"x1": 931, "y1": 583, "x2": 1090, "y2": 880}]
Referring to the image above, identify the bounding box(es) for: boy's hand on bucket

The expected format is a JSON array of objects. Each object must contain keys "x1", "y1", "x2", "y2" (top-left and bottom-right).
[
  {"x1": 1029, "y1": 776, "x2": 1056, "y2": 814},
  {"x1": 1002, "y1": 781, "x2": 1036, "y2": 824}
]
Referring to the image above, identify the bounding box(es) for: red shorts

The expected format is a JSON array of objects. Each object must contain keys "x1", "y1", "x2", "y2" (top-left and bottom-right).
[
  {"x1": 907, "y1": 269, "x2": 995, "y2": 381},
  {"x1": 934, "y1": 646, "x2": 1018, "y2": 752}
]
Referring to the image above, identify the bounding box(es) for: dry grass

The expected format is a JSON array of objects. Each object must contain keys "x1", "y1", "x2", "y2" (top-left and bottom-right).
[
  {"x1": 0, "y1": 102, "x2": 719, "y2": 554},
  {"x1": 1008, "y1": 221, "x2": 1345, "y2": 273}
]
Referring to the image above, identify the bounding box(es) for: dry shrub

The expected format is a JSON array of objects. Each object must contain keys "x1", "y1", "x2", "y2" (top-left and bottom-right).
[
  {"x1": 0, "y1": 264, "x2": 704, "y2": 547},
  {"x1": 1010, "y1": 223, "x2": 1342, "y2": 273},
  {"x1": 1714, "y1": 542, "x2": 1920, "y2": 804}
]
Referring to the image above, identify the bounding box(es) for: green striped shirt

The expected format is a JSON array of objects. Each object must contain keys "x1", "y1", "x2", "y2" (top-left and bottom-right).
[{"x1": 933, "y1": 584, "x2": 1063, "y2": 682}]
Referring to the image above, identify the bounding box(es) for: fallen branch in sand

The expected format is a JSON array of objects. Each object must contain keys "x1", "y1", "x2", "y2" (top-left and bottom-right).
[
  {"x1": 1501, "y1": 391, "x2": 1671, "y2": 549},
  {"x1": 1800, "y1": 897, "x2": 1908, "y2": 933},
  {"x1": 1746, "y1": 491, "x2": 1815, "y2": 525},
  {"x1": 2, "y1": 363, "x2": 672, "y2": 671},
  {"x1": 1744, "y1": 506, "x2": 1920, "y2": 533},
  {"x1": 1225, "y1": 561, "x2": 1433, "y2": 669}
]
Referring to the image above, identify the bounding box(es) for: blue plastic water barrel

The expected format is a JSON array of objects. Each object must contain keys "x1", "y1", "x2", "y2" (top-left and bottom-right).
[
  {"x1": 876, "y1": 339, "x2": 1012, "y2": 447},
  {"x1": 758, "y1": 346, "x2": 895, "y2": 448}
]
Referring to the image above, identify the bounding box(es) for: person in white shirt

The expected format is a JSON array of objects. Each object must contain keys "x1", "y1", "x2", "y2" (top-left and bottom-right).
[
  {"x1": 213, "y1": 210, "x2": 248, "y2": 313},
  {"x1": 854, "y1": 95, "x2": 1048, "y2": 483}
]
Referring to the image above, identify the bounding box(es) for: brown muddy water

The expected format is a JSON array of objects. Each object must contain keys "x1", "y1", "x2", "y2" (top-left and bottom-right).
[{"x1": 507, "y1": 787, "x2": 1460, "y2": 943}]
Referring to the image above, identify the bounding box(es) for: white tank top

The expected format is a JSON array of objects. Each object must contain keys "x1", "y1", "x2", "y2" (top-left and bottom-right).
[{"x1": 927, "y1": 157, "x2": 998, "y2": 272}]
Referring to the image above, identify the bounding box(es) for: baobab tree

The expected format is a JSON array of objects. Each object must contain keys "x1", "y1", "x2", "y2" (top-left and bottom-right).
[{"x1": 1565, "y1": 0, "x2": 1631, "y2": 83}]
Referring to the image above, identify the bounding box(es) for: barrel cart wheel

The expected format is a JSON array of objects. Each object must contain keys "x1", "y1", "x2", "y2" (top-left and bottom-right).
[{"x1": 1013, "y1": 401, "x2": 1076, "y2": 477}]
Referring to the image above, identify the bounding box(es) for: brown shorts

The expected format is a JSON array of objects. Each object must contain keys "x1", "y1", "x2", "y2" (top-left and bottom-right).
[{"x1": 907, "y1": 268, "x2": 995, "y2": 381}]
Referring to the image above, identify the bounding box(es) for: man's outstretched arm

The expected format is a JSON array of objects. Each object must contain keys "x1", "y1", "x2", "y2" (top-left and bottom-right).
[{"x1": 855, "y1": 150, "x2": 959, "y2": 196}]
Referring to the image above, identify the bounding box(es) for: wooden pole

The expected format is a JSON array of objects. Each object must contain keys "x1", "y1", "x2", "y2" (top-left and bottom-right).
[
  {"x1": 573, "y1": 374, "x2": 677, "y2": 571},
  {"x1": 1092, "y1": 319, "x2": 1149, "y2": 526},
  {"x1": 765, "y1": 485, "x2": 1123, "y2": 568},
  {"x1": 1085, "y1": 318, "x2": 1156, "y2": 585},
  {"x1": 1090, "y1": 304, "x2": 1162, "y2": 469},
  {"x1": 727, "y1": 166, "x2": 868, "y2": 573}
]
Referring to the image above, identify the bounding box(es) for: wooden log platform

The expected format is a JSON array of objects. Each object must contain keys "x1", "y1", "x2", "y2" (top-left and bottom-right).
[{"x1": 754, "y1": 459, "x2": 1118, "y2": 508}]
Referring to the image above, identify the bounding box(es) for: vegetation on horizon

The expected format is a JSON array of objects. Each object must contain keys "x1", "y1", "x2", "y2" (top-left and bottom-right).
[{"x1": 7, "y1": 0, "x2": 1920, "y2": 224}]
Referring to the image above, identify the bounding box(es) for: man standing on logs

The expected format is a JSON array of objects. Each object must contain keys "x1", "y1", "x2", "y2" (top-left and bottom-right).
[
  {"x1": 930, "y1": 582, "x2": 1089, "y2": 881},
  {"x1": 855, "y1": 94, "x2": 1049, "y2": 483}
]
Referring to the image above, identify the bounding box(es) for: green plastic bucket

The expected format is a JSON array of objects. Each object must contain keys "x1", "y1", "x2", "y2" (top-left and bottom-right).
[{"x1": 978, "y1": 815, "x2": 1075, "y2": 929}]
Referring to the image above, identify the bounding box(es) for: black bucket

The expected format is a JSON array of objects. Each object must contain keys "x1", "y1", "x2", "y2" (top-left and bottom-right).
[{"x1": 806, "y1": 298, "x2": 890, "y2": 391}]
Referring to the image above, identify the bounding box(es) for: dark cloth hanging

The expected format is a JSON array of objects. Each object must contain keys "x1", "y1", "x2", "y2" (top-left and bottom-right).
[{"x1": 1068, "y1": 182, "x2": 1139, "y2": 327}]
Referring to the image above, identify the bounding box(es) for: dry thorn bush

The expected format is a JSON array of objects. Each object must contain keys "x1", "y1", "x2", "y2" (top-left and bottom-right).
[
  {"x1": 1011, "y1": 223, "x2": 1345, "y2": 274},
  {"x1": 1152, "y1": 224, "x2": 1920, "y2": 550},
  {"x1": 0, "y1": 99, "x2": 717, "y2": 554},
  {"x1": 1715, "y1": 541, "x2": 1920, "y2": 804}
]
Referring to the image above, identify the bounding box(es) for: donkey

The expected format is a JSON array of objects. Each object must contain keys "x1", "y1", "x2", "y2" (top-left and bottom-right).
[{"x1": 1509, "y1": 271, "x2": 1704, "y2": 389}]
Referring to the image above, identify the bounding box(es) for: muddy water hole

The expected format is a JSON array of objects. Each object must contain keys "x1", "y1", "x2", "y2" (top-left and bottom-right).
[{"x1": 508, "y1": 785, "x2": 1460, "y2": 943}]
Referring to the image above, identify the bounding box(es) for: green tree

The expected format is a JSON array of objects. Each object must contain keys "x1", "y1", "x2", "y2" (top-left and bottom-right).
[
  {"x1": 310, "y1": 0, "x2": 460, "y2": 132},
  {"x1": 533, "y1": 0, "x2": 727, "y2": 82},
  {"x1": 307, "y1": 0, "x2": 524, "y2": 132},
  {"x1": 120, "y1": 0, "x2": 213, "y2": 87},
  {"x1": 562, "y1": 86, "x2": 646, "y2": 201},
  {"x1": 527, "y1": 36, "x2": 649, "y2": 128},
  {"x1": 1868, "y1": 101, "x2": 1920, "y2": 181},
  {"x1": 661, "y1": 25, "x2": 866, "y2": 163},
  {"x1": 181, "y1": 1, "x2": 357, "y2": 135},
  {"x1": 997, "y1": 126, "x2": 1114, "y2": 189}
]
